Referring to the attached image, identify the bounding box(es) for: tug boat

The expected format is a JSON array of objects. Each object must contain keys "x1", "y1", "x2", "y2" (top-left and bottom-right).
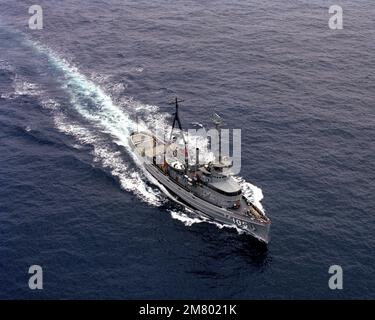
[{"x1": 129, "y1": 98, "x2": 271, "y2": 243}]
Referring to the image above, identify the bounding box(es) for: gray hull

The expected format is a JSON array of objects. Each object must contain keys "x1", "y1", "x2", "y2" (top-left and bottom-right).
[{"x1": 144, "y1": 160, "x2": 270, "y2": 243}]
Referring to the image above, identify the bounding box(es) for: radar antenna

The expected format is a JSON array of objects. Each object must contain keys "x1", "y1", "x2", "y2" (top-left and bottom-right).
[
  {"x1": 169, "y1": 97, "x2": 188, "y2": 170},
  {"x1": 169, "y1": 97, "x2": 186, "y2": 143},
  {"x1": 211, "y1": 112, "x2": 224, "y2": 163}
]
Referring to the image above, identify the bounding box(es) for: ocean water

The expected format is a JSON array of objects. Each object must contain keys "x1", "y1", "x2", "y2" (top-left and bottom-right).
[{"x1": 0, "y1": 0, "x2": 374, "y2": 299}]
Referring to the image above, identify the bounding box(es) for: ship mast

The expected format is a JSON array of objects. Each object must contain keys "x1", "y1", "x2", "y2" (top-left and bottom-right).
[
  {"x1": 212, "y1": 112, "x2": 223, "y2": 163},
  {"x1": 169, "y1": 97, "x2": 188, "y2": 170}
]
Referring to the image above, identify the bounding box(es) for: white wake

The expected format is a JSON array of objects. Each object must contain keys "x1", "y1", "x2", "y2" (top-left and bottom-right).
[{"x1": 23, "y1": 39, "x2": 265, "y2": 231}]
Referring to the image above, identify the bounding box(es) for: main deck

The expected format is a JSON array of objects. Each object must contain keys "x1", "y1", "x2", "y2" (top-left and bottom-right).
[{"x1": 130, "y1": 131, "x2": 269, "y2": 224}]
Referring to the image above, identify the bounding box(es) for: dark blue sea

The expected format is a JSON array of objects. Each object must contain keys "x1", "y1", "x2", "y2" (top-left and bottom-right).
[{"x1": 1, "y1": 0, "x2": 374, "y2": 299}]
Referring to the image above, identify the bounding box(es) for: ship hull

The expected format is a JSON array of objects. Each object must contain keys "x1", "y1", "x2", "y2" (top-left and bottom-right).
[
  {"x1": 129, "y1": 133, "x2": 270, "y2": 243},
  {"x1": 143, "y1": 161, "x2": 270, "y2": 243}
]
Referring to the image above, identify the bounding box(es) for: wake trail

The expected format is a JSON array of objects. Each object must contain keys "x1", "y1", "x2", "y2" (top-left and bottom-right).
[{"x1": 23, "y1": 39, "x2": 266, "y2": 232}]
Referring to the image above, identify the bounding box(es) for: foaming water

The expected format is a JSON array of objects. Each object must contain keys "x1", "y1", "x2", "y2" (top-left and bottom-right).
[
  {"x1": 0, "y1": 73, "x2": 40, "y2": 100},
  {"x1": 169, "y1": 209, "x2": 207, "y2": 227},
  {"x1": 234, "y1": 177, "x2": 265, "y2": 213},
  {"x1": 15, "y1": 38, "x2": 165, "y2": 206},
  {"x1": 169, "y1": 208, "x2": 247, "y2": 235},
  {"x1": 41, "y1": 97, "x2": 163, "y2": 206}
]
